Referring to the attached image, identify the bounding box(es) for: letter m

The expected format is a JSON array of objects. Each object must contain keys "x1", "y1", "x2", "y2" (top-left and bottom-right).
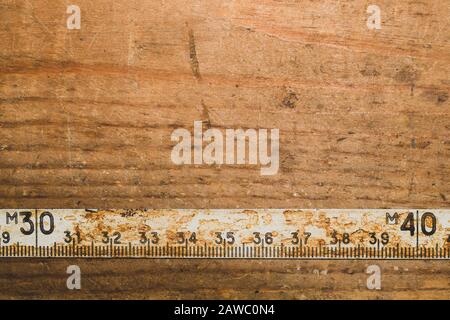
[
  {"x1": 386, "y1": 212, "x2": 399, "y2": 225},
  {"x1": 6, "y1": 212, "x2": 18, "y2": 225}
]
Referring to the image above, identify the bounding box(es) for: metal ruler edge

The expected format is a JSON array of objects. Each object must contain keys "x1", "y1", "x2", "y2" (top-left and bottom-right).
[{"x1": 0, "y1": 209, "x2": 448, "y2": 259}]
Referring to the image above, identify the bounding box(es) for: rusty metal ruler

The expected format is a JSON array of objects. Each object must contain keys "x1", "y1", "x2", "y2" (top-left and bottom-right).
[{"x1": 0, "y1": 209, "x2": 448, "y2": 259}]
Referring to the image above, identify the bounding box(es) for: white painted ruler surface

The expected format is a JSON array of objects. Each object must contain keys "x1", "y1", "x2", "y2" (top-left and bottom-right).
[{"x1": 0, "y1": 209, "x2": 448, "y2": 259}]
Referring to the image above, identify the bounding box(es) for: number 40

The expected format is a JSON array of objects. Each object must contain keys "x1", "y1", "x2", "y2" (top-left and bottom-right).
[{"x1": 400, "y1": 212, "x2": 436, "y2": 236}]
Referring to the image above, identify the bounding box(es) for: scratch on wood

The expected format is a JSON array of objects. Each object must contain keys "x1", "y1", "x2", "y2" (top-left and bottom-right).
[
  {"x1": 188, "y1": 28, "x2": 201, "y2": 79},
  {"x1": 201, "y1": 100, "x2": 212, "y2": 128}
]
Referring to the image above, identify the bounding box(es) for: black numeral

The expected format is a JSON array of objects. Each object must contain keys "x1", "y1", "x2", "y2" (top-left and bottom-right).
[
  {"x1": 176, "y1": 232, "x2": 196, "y2": 244},
  {"x1": 215, "y1": 232, "x2": 235, "y2": 245},
  {"x1": 140, "y1": 232, "x2": 159, "y2": 244},
  {"x1": 421, "y1": 212, "x2": 436, "y2": 236},
  {"x1": 19, "y1": 212, "x2": 34, "y2": 235},
  {"x1": 64, "y1": 231, "x2": 80, "y2": 244},
  {"x1": 39, "y1": 211, "x2": 55, "y2": 235},
  {"x1": 331, "y1": 231, "x2": 350, "y2": 244},
  {"x1": 369, "y1": 232, "x2": 389, "y2": 245},
  {"x1": 2, "y1": 231, "x2": 10, "y2": 244},
  {"x1": 400, "y1": 212, "x2": 415, "y2": 236},
  {"x1": 17, "y1": 211, "x2": 55, "y2": 236},
  {"x1": 253, "y1": 232, "x2": 274, "y2": 245},
  {"x1": 400, "y1": 212, "x2": 437, "y2": 236},
  {"x1": 102, "y1": 231, "x2": 121, "y2": 244}
]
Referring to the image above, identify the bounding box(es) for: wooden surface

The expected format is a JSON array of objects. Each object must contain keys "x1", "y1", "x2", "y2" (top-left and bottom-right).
[
  {"x1": 0, "y1": 259, "x2": 448, "y2": 300},
  {"x1": 0, "y1": 0, "x2": 449, "y2": 299}
]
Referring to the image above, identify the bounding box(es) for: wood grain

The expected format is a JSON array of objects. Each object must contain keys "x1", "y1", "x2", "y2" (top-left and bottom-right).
[
  {"x1": 0, "y1": 0, "x2": 449, "y2": 299},
  {"x1": 0, "y1": 259, "x2": 448, "y2": 300}
]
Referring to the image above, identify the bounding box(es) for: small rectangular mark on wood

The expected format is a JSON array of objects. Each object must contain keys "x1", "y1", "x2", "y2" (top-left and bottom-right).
[{"x1": 188, "y1": 28, "x2": 201, "y2": 79}]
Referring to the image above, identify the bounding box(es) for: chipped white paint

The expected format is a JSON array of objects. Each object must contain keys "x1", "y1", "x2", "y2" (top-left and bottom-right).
[{"x1": 0, "y1": 209, "x2": 448, "y2": 259}]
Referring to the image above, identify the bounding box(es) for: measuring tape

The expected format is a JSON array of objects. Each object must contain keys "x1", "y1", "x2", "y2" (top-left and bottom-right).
[{"x1": 0, "y1": 209, "x2": 448, "y2": 259}]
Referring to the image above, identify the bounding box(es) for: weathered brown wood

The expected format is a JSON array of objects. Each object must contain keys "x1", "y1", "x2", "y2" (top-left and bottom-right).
[
  {"x1": 0, "y1": 0, "x2": 449, "y2": 299},
  {"x1": 0, "y1": 259, "x2": 448, "y2": 300}
]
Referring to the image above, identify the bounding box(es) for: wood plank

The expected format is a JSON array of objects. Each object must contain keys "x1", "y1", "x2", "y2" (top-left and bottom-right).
[
  {"x1": 0, "y1": 259, "x2": 448, "y2": 299},
  {"x1": 0, "y1": 0, "x2": 448, "y2": 299}
]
